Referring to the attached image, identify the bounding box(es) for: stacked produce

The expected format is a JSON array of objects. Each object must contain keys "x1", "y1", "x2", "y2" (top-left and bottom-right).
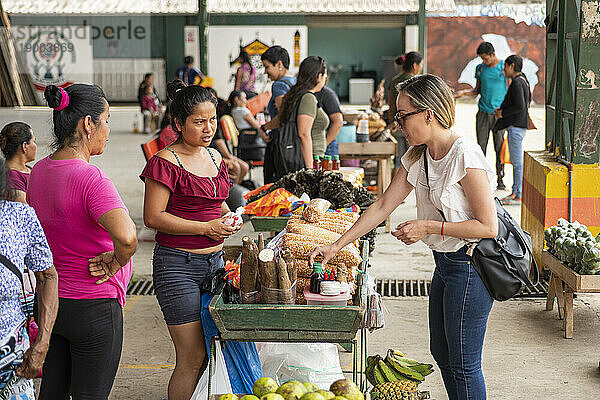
[
  {"x1": 247, "y1": 169, "x2": 376, "y2": 252},
  {"x1": 283, "y1": 199, "x2": 362, "y2": 304},
  {"x1": 544, "y1": 218, "x2": 600, "y2": 274},
  {"x1": 366, "y1": 349, "x2": 433, "y2": 400},
  {"x1": 218, "y1": 378, "x2": 363, "y2": 400},
  {"x1": 240, "y1": 234, "x2": 297, "y2": 304}
]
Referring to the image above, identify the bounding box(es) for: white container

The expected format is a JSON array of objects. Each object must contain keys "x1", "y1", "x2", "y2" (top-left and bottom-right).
[
  {"x1": 303, "y1": 287, "x2": 352, "y2": 306},
  {"x1": 349, "y1": 78, "x2": 374, "y2": 104}
]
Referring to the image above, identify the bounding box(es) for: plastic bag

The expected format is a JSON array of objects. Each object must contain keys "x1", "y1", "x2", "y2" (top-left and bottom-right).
[
  {"x1": 303, "y1": 198, "x2": 331, "y2": 222},
  {"x1": 362, "y1": 273, "x2": 384, "y2": 332},
  {"x1": 261, "y1": 281, "x2": 297, "y2": 304},
  {"x1": 259, "y1": 343, "x2": 345, "y2": 389},
  {"x1": 191, "y1": 338, "x2": 233, "y2": 400},
  {"x1": 201, "y1": 293, "x2": 263, "y2": 394}
]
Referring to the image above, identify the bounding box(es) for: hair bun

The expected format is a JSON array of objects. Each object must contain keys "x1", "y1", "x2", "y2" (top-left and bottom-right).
[
  {"x1": 44, "y1": 85, "x2": 62, "y2": 109},
  {"x1": 166, "y1": 79, "x2": 187, "y2": 101}
]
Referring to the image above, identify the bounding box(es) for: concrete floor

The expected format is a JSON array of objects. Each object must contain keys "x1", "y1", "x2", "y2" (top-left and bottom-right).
[{"x1": 3, "y1": 104, "x2": 600, "y2": 399}]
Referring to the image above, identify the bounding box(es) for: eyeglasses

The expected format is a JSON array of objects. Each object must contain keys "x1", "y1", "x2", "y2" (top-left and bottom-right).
[{"x1": 394, "y1": 109, "x2": 427, "y2": 127}]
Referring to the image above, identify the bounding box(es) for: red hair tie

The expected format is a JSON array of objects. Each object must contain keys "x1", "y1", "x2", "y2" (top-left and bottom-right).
[{"x1": 55, "y1": 87, "x2": 70, "y2": 111}]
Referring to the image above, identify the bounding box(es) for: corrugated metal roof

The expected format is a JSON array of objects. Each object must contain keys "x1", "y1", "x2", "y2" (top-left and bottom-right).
[
  {"x1": 207, "y1": 0, "x2": 456, "y2": 13},
  {"x1": 3, "y1": 0, "x2": 456, "y2": 15},
  {"x1": 2, "y1": 0, "x2": 199, "y2": 14}
]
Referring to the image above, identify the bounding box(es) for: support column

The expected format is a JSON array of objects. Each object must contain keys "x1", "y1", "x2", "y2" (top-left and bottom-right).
[
  {"x1": 198, "y1": 0, "x2": 208, "y2": 74},
  {"x1": 418, "y1": 0, "x2": 426, "y2": 72}
]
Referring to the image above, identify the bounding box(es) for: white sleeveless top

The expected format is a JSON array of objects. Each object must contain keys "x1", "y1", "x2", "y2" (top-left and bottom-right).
[{"x1": 401, "y1": 137, "x2": 497, "y2": 252}]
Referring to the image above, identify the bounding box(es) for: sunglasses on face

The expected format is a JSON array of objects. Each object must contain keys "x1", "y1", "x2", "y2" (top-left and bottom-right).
[{"x1": 394, "y1": 109, "x2": 427, "y2": 127}]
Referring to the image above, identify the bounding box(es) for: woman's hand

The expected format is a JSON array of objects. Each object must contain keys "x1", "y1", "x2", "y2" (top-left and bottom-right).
[
  {"x1": 494, "y1": 108, "x2": 503, "y2": 119},
  {"x1": 308, "y1": 243, "x2": 340, "y2": 267},
  {"x1": 89, "y1": 251, "x2": 123, "y2": 284},
  {"x1": 203, "y1": 216, "x2": 239, "y2": 241},
  {"x1": 16, "y1": 342, "x2": 48, "y2": 379},
  {"x1": 392, "y1": 220, "x2": 435, "y2": 245}
]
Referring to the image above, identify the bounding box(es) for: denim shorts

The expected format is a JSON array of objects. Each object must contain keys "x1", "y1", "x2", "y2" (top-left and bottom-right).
[{"x1": 152, "y1": 244, "x2": 224, "y2": 325}]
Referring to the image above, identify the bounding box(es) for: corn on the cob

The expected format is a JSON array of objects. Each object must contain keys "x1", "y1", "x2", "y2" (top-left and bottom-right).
[
  {"x1": 303, "y1": 199, "x2": 331, "y2": 222},
  {"x1": 289, "y1": 211, "x2": 359, "y2": 235},
  {"x1": 283, "y1": 233, "x2": 362, "y2": 267},
  {"x1": 286, "y1": 221, "x2": 342, "y2": 242}
]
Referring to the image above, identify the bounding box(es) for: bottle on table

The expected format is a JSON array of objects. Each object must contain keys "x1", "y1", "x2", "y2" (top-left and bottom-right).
[
  {"x1": 313, "y1": 155, "x2": 321, "y2": 170},
  {"x1": 332, "y1": 155, "x2": 340, "y2": 170},
  {"x1": 309, "y1": 262, "x2": 324, "y2": 294},
  {"x1": 322, "y1": 155, "x2": 332, "y2": 171}
]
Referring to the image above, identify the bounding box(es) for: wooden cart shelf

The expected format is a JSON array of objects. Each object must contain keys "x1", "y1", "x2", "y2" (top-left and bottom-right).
[{"x1": 543, "y1": 250, "x2": 600, "y2": 338}]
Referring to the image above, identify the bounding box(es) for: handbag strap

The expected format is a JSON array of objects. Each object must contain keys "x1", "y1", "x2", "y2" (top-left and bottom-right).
[
  {"x1": 0, "y1": 254, "x2": 32, "y2": 321},
  {"x1": 423, "y1": 151, "x2": 446, "y2": 222}
]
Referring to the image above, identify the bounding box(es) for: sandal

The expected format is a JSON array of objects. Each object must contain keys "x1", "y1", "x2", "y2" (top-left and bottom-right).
[{"x1": 500, "y1": 197, "x2": 521, "y2": 205}]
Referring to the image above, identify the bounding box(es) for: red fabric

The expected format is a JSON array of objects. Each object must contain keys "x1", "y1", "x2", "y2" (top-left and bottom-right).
[
  {"x1": 6, "y1": 169, "x2": 29, "y2": 192},
  {"x1": 140, "y1": 155, "x2": 233, "y2": 249},
  {"x1": 141, "y1": 95, "x2": 158, "y2": 112},
  {"x1": 158, "y1": 126, "x2": 178, "y2": 150}
]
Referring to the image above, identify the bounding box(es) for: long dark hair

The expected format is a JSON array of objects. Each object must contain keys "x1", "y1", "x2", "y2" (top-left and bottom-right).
[
  {"x1": 0, "y1": 158, "x2": 16, "y2": 202},
  {"x1": 44, "y1": 84, "x2": 107, "y2": 150},
  {"x1": 166, "y1": 79, "x2": 217, "y2": 136},
  {"x1": 506, "y1": 55, "x2": 530, "y2": 104},
  {"x1": 398, "y1": 51, "x2": 423, "y2": 73},
  {"x1": 279, "y1": 56, "x2": 327, "y2": 123},
  {"x1": 0, "y1": 122, "x2": 33, "y2": 160}
]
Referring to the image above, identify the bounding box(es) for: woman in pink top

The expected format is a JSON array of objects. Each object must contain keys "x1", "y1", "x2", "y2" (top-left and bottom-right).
[
  {"x1": 27, "y1": 84, "x2": 137, "y2": 400},
  {"x1": 0, "y1": 122, "x2": 37, "y2": 203},
  {"x1": 233, "y1": 50, "x2": 256, "y2": 94},
  {"x1": 141, "y1": 79, "x2": 241, "y2": 400}
]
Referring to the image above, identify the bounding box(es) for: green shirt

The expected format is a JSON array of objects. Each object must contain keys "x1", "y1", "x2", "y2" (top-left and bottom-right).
[
  {"x1": 297, "y1": 92, "x2": 330, "y2": 156},
  {"x1": 388, "y1": 72, "x2": 415, "y2": 123}
]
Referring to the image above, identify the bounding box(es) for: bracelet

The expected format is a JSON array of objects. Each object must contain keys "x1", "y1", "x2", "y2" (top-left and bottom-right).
[{"x1": 441, "y1": 221, "x2": 445, "y2": 240}]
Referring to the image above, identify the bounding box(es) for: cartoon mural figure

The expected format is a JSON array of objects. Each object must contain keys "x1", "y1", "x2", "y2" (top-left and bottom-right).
[
  {"x1": 580, "y1": 69, "x2": 599, "y2": 89},
  {"x1": 458, "y1": 33, "x2": 540, "y2": 99}
]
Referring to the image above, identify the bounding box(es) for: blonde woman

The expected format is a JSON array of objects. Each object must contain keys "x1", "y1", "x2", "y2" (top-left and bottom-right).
[{"x1": 310, "y1": 75, "x2": 498, "y2": 400}]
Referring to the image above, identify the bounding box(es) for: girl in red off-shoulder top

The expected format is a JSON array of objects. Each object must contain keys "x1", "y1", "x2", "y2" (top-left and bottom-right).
[{"x1": 140, "y1": 79, "x2": 241, "y2": 400}]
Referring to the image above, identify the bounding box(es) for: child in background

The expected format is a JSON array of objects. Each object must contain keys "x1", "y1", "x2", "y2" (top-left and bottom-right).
[
  {"x1": 141, "y1": 85, "x2": 159, "y2": 133},
  {"x1": 228, "y1": 90, "x2": 268, "y2": 162}
]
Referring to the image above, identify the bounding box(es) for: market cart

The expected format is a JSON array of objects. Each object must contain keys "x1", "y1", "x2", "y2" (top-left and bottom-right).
[
  {"x1": 543, "y1": 250, "x2": 600, "y2": 338},
  {"x1": 207, "y1": 242, "x2": 370, "y2": 399}
]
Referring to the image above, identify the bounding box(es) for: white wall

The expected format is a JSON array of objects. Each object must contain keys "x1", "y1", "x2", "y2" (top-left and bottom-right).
[{"x1": 207, "y1": 25, "x2": 308, "y2": 99}]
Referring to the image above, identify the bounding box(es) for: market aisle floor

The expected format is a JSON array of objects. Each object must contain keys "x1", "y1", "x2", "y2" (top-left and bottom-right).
[{"x1": 106, "y1": 293, "x2": 600, "y2": 399}]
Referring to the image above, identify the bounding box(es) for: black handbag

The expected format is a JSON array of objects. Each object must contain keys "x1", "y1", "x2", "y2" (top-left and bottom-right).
[{"x1": 423, "y1": 153, "x2": 539, "y2": 301}]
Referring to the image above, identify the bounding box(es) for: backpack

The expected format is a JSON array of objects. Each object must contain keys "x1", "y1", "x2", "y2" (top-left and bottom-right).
[{"x1": 269, "y1": 93, "x2": 312, "y2": 181}]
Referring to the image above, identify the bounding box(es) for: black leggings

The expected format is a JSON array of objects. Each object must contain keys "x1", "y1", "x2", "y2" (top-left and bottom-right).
[{"x1": 38, "y1": 298, "x2": 123, "y2": 400}]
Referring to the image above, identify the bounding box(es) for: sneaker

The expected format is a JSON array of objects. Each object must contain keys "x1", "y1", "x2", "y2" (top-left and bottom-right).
[{"x1": 497, "y1": 181, "x2": 506, "y2": 191}]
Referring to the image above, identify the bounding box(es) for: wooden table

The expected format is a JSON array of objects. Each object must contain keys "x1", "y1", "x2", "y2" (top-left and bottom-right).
[
  {"x1": 338, "y1": 142, "x2": 397, "y2": 232},
  {"x1": 543, "y1": 250, "x2": 600, "y2": 338}
]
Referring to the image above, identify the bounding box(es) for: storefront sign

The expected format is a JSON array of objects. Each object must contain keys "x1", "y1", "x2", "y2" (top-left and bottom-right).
[{"x1": 12, "y1": 26, "x2": 93, "y2": 93}]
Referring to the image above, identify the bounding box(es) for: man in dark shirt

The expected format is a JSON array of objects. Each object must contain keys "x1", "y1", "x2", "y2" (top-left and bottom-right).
[{"x1": 315, "y1": 85, "x2": 343, "y2": 156}]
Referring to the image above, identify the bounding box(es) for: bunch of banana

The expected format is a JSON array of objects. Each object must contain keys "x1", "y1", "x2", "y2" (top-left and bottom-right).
[{"x1": 365, "y1": 349, "x2": 434, "y2": 388}]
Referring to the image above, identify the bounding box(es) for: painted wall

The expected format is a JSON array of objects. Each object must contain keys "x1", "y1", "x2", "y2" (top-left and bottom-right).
[
  {"x1": 308, "y1": 28, "x2": 404, "y2": 100},
  {"x1": 427, "y1": 16, "x2": 546, "y2": 104}
]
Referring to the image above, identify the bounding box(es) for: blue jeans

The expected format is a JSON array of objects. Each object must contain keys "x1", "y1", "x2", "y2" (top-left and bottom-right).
[
  {"x1": 325, "y1": 139, "x2": 339, "y2": 156},
  {"x1": 507, "y1": 126, "x2": 526, "y2": 198},
  {"x1": 429, "y1": 246, "x2": 494, "y2": 400}
]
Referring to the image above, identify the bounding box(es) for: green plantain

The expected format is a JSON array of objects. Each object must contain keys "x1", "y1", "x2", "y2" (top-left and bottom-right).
[
  {"x1": 410, "y1": 363, "x2": 434, "y2": 376},
  {"x1": 372, "y1": 362, "x2": 387, "y2": 385},
  {"x1": 385, "y1": 355, "x2": 424, "y2": 382},
  {"x1": 367, "y1": 355, "x2": 380, "y2": 368},
  {"x1": 388, "y1": 349, "x2": 405, "y2": 358},
  {"x1": 365, "y1": 365, "x2": 377, "y2": 386},
  {"x1": 377, "y1": 359, "x2": 399, "y2": 382}
]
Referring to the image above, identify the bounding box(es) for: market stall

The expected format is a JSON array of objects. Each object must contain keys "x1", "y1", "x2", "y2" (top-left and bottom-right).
[{"x1": 542, "y1": 219, "x2": 600, "y2": 338}]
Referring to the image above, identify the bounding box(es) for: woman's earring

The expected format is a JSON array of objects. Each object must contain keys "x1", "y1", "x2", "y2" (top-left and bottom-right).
[{"x1": 87, "y1": 134, "x2": 90, "y2": 140}]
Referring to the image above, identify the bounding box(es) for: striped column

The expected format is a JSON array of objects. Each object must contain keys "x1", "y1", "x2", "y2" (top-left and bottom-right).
[{"x1": 522, "y1": 151, "x2": 600, "y2": 268}]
